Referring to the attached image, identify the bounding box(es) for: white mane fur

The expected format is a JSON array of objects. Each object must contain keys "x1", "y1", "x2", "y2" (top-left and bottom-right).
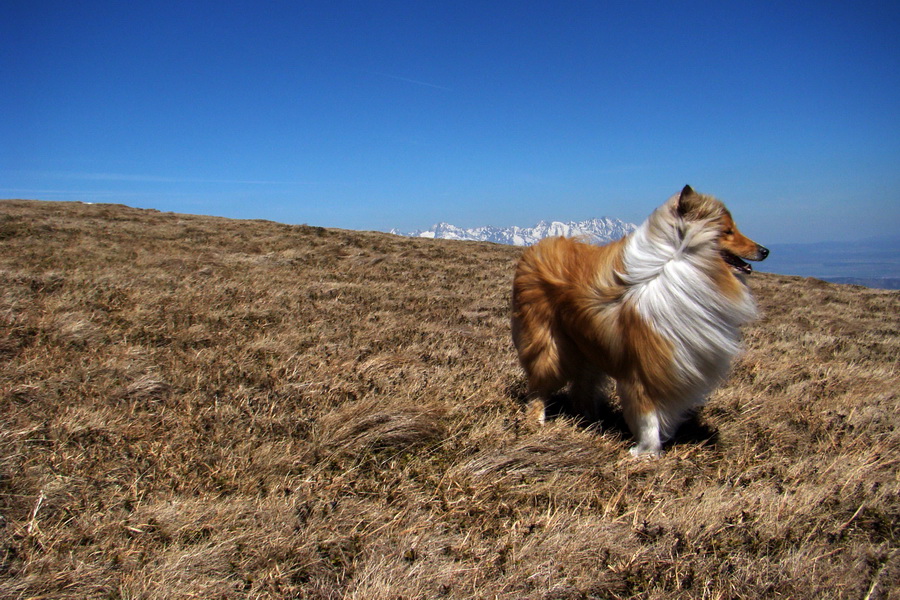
[{"x1": 621, "y1": 194, "x2": 758, "y2": 413}]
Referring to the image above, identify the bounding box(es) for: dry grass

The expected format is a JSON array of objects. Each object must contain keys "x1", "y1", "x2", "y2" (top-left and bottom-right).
[{"x1": 1, "y1": 199, "x2": 897, "y2": 599}]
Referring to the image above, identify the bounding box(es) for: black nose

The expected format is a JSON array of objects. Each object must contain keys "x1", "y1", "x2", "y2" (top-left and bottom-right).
[{"x1": 757, "y1": 245, "x2": 769, "y2": 260}]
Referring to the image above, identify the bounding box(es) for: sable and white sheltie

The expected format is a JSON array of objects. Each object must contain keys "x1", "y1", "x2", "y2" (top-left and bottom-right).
[{"x1": 511, "y1": 185, "x2": 769, "y2": 455}]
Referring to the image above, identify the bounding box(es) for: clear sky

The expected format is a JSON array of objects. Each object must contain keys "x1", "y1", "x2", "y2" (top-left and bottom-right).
[{"x1": 3, "y1": 1, "x2": 899, "y2": 244}]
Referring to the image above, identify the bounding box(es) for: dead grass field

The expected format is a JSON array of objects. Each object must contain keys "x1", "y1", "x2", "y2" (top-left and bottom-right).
[{"x1": 1, "y1": 199, "x2": 898, "y2": 599}]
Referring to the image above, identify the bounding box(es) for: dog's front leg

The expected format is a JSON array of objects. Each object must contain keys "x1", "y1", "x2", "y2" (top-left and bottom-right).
[
  {"x1": 627, "y1": 410, "x2": 663, "y2": 456},
  {"x1": 618, "y1": 379, "x2": 664, "y2": 456}
]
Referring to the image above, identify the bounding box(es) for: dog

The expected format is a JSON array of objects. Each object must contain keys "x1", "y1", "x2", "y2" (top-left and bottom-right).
[{"x1": 511, "y1": 185, "x2": 768, "y2": 455}]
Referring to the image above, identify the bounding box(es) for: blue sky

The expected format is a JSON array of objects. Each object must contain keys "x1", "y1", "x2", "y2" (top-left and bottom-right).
[{"x1": 3, "y1": 1, "x2": 899, "y2": 244}]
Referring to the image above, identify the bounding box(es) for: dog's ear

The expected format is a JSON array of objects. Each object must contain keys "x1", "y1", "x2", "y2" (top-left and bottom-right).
[{"x1": 676, "y1": 185, "x2": 697, "y2": 217}]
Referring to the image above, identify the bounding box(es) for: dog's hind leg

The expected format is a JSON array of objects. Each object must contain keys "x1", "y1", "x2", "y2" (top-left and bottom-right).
[
  {"x1": 512, "y1": 315, "x2": 566, "y2": 425},
  {"x1": 568, "y1": 367, "x2": 609, "y2": 424},
  {"x1": 525, "y1": 397, "x2": 548, "y2": 424},
  {"x1": 524, "y1": 363, "x2": 565, "y2": 425}
]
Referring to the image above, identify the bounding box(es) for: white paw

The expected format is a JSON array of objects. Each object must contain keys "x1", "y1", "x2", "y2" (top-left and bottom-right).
[
  {"x1": 629, "y1": 443, "x2": 662, "y2": 457},
  {"x1": 628, "y1": 410, "x2": 663, "y2": 456}
]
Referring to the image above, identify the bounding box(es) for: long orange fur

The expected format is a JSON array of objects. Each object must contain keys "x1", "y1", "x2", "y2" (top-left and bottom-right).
[{"x1": 511, "y1": 186, "x2": 769, "y2": 455}]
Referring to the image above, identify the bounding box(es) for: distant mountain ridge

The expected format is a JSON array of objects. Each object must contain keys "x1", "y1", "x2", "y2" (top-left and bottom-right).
[
  {"x1": 391, "y1": 217, "x2": 637, "y2": 246},
  {"x1": 394, "y1": 219, "x2": 900, "y2": 290}
]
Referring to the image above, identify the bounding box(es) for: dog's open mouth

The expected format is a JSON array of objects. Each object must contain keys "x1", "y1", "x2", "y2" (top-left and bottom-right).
[{"x1": 722, "y1": 251, "x2": 752, "y2": 274}]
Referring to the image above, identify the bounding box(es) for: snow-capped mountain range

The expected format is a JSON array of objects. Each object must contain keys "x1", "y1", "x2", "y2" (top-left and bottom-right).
[{"x1": 391, "y1": 217, "x2": 637, "y2": 247}]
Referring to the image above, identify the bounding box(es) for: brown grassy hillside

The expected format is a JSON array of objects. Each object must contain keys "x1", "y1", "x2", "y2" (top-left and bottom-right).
[{"x1": 1, "y1": 200, "x2": 898, "y2": 599}]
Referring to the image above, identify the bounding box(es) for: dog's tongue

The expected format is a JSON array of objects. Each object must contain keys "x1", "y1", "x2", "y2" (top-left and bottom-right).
[{"x1": 723, "y1": 252, "x2": 752, "y2": 273}]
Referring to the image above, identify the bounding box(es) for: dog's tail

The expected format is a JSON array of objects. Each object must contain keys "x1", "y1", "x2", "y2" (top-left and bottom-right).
[{"x1": 511, "y1": 246, "x2": 568, "y2": 396}]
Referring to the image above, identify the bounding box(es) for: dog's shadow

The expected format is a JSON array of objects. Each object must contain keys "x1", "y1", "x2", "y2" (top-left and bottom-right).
[{"x1": 512, "y1": 384, "x2": 719, "y2": 450}]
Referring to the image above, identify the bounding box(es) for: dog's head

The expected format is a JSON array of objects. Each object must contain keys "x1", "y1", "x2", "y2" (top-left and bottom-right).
[{"x1": 676, "y1": 185, "x2": 769, "y2": 274}]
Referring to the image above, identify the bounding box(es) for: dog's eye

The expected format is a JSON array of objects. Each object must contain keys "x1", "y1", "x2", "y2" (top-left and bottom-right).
[{"x1": 724, "y1": 229, "x2": 734, "y2": 235}]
